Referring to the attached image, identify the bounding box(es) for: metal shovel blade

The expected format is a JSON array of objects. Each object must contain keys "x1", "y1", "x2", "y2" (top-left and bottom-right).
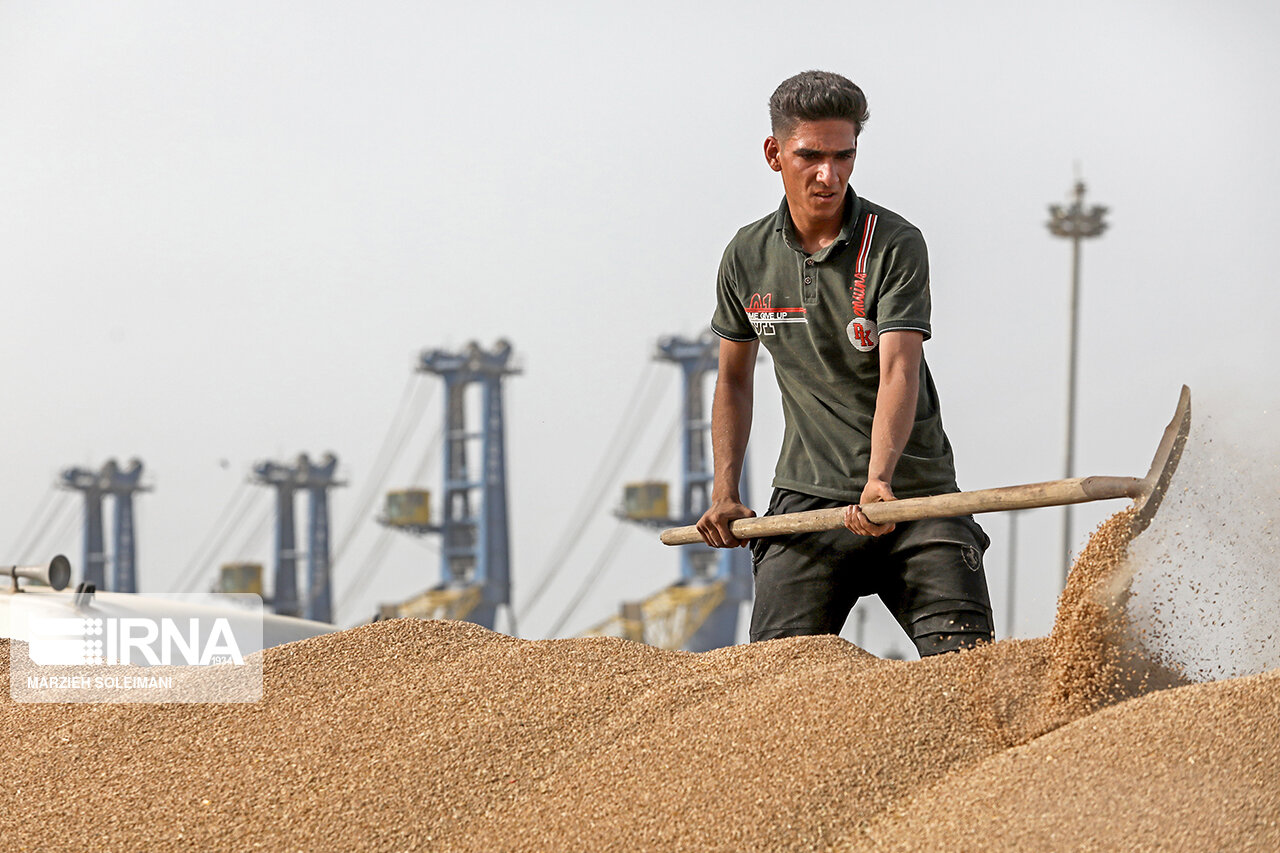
[{"x1": 1129, "y1": 384, "x2": 1191, "y2": 539}]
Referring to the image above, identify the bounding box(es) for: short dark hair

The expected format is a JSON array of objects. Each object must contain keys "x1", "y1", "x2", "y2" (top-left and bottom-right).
[{"x1": 769, "y1": 70, "x2": 869, "y2": 140}]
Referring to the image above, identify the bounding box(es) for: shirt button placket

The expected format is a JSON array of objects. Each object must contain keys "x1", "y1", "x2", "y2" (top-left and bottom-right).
[{"x1": 802, "y1": 258, "x2": 816, "y2": 303}]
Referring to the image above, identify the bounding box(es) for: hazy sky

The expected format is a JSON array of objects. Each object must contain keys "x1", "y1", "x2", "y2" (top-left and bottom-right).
[{"x1": 3, "y1": 1, "x2": 1278, "y2": 651}]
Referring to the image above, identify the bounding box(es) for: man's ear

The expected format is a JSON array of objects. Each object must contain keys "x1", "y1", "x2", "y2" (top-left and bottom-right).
[{"x1": 763, "y1": 136, "x2": 783, "y2": 172}]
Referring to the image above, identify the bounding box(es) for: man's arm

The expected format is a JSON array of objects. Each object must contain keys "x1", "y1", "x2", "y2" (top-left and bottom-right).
[
  {"x1": 696, "y1": 338, "x2": 759, "y2": 548},
  {"x1": 844, "y1": 330, "x2": 923, "y2": 536}
]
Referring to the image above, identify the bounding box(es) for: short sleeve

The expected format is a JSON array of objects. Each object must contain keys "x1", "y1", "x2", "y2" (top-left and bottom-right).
[
  {"x1": 710, "y1": 242, "x2": 758, "y2": 342},
  {"x1": 873, "y1": 227, "x2": 932, "y2": 340}
]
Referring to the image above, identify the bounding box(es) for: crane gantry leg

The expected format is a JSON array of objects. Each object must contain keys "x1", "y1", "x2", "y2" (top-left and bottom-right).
[
  {"x1": 609, "y1": 330, "x2": 754, "y2": 651},
  {"x1": 378, "y1": 340, "x2": 519, "y2": 632}
]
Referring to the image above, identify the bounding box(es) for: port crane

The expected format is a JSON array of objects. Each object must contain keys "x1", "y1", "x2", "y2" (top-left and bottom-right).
[
  {"x1": 250, "y1": 454, "x2": 344, "y2": 621},
  {"x1": 376, "y1": 341, "x2": 517, "y2": 631},
  {"x1": 583, "y1": 331, "x2": 753, "y2": 651},
  {"x1": 59, "y1": 458, "x2": 149, "y2": 592}
]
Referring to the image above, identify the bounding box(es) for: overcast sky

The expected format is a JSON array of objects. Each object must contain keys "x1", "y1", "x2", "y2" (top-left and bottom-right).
[{"x1": 3, "y1": 1, "x2": 1277, "y2": 652}]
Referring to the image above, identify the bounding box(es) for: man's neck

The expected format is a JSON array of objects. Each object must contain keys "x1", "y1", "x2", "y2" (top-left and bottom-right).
[{"x1": 787, "y1": 196, "x2": 846, "y2": 254}]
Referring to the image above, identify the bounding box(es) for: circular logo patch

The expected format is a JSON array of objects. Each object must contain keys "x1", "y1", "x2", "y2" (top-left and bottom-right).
[{"x1": 847, "y1": 317, "x2": 878, "y2": 352}]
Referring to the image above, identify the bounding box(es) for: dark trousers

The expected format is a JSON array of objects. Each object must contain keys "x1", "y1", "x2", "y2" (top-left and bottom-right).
[{"x1": 749, "y1": 488, "x2": 995, "y2": 657}]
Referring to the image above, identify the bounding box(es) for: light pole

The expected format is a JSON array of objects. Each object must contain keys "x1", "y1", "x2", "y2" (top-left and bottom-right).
[{"x1": 1047, "y1": 179, "x2": 1108, "y2": 586}]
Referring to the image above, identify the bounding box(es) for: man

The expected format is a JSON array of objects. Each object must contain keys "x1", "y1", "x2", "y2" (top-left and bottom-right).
[{"x1": 696, "y1": 70, "x2": 994, "y2": 656}]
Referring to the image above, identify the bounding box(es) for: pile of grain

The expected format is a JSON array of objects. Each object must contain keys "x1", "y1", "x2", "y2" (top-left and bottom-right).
[
  {"x1": 1, "y1": 510, "x2": 1276, "y2": 851},
  {"x1": 855, "y1": 668, "x2": 1280, "y2": 851}
]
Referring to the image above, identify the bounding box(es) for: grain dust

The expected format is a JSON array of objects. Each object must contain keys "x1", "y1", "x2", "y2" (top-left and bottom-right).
[{"x1": 1125, "y1": 409, "x2": 1280, "y2": 681}]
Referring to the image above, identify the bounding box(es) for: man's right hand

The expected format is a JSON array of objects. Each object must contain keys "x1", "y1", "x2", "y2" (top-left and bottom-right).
[{"x1": 696, "y1": 498, "x2": 757, "y2": 548}]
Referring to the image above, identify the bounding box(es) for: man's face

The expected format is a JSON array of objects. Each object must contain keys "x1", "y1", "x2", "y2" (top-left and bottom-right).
[{"x1": 764, "y1": 118, "x2": 858, "y2": 225}]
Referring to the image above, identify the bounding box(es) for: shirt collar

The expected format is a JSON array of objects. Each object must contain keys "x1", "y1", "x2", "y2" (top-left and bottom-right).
[{"x1": 774, "y1": 187, "x2": 863, "y2": 260}]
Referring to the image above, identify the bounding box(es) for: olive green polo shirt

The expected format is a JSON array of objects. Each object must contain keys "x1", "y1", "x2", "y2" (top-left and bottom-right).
[{"x1": 711, "y1": 189, "x2": 959, "y2": 502}]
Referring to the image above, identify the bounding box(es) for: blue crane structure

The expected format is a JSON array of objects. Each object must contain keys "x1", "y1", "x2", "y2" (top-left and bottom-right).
[
  {"x1": 104, "y1": 459, "x2": 147, "y2": 593},
  {"x1": 252, "y1": 460, "x2": 300, "y2": 617},
  {"x1": 608, "y1": 331, "x2": 753, "y2": 651},
  {"x1": 297, "y1": 453, "x2": 343, "y2": 623},
  {"x1": 59, "y1": 458, "x2": 148, "y2": 592},
  {"x1": 59, "y1": 466, "x2": 106, "y2": 590},
  {"x1": 378, "y1": 340, "x2": 518, "y2": 631},
  {"x1": 252, "y1": 454, "x2": 343, "y2": 621}
]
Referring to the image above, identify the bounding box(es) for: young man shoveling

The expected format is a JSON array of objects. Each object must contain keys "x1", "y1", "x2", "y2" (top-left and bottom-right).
[{"x1": 696, "y1": 70, "x2": 994, "y2": 656}]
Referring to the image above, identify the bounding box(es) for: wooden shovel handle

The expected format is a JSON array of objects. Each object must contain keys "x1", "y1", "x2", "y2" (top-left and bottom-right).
[{"x1": 659, "y1": 475, "x2": 1143, "y2": 546}]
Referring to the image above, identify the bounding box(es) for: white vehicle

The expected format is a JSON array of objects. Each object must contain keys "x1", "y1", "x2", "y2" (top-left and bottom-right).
[{"x1": 2, "y1": 556, "x2": 337, "y2": 653}]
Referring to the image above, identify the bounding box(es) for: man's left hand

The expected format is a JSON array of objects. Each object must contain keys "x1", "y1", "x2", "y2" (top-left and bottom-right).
[{"x1": 844, "y1": 479, "x2": 897, "y2": 537}]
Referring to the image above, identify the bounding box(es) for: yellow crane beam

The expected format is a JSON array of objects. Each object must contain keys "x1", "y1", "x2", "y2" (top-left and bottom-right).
[
  {"x1": 379, "y1": 585, "x2": 482, "y2": 623},
  {"x1": 581, "y1": 580, "x2": 726, "y2": 650}
]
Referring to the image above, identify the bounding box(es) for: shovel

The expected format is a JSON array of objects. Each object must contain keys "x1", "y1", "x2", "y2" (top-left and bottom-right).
[{"x1": 660, "y1": 385, "x2": 1191, "y2": 546}]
